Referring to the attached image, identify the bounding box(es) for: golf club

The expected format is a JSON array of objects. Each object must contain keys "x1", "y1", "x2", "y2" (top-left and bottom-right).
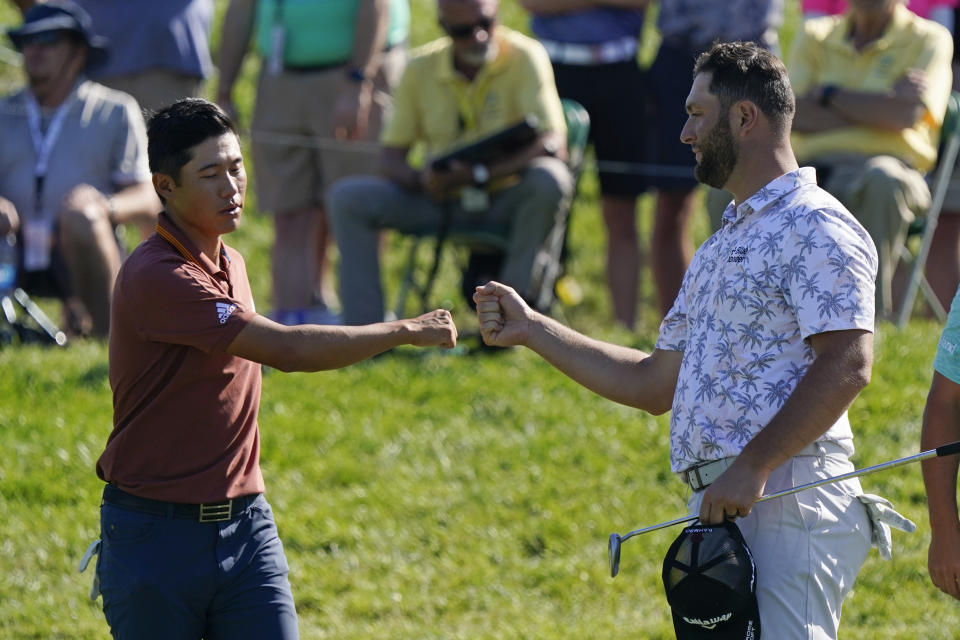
[{"x1": 608, "y1": 439, "x2": 960, "y2": 578}]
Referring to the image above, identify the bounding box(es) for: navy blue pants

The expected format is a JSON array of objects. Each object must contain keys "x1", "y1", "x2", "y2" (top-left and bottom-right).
[{"x1": 97, "y1": 492, "x2": 298, "y2": 639}]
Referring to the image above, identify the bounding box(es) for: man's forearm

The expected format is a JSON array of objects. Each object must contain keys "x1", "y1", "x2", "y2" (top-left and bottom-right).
[
  {"x1": 793, "y1": 95, "x2": 853, "y2": 132},
  {"x1": 922, "y1": 376, "x2": 960, "y2": 531},
  {"x1": 487, "y1": 131, "x2": 566, "y2": 180},
  {"x1": 350, "y1": 0, "x2": 391, "y2": 78},
  {"x1": 378, "y1": 148, "x2": 421, "y2": 191},
  {"x1": 525, "y1": 312, "x2": 678, "y2": 412},
  {"x1": 216, "y1": 0, "x2": 257, "y2": 100},
  {"x1": 799, "y1": 86, "x2": 925, "y2": 133}
]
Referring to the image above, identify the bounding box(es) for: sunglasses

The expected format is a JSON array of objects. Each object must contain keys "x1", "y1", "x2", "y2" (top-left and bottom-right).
[
  {"x1": 19, "y1": 30, "x2": 68, "y2": 47},
  {"x1": 441, "y1": 17, "x2": 494, "y2": 39}
]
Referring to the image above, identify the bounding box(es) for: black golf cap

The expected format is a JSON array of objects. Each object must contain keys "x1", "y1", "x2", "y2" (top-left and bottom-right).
[{"x1": 662, "y1": 521, "x2": 761, "y2": 639}]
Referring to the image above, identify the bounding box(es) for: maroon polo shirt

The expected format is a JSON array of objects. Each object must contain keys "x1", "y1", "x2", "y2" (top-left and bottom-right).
[{"x1": 97, "y1": 212, "x2": 264, "y2": 503}]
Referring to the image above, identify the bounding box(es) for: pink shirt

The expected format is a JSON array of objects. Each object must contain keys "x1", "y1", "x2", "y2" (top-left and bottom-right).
[
  {"x1": 97, "y1": 213, "x2": 263, "y2": 503},
  {"x1": 801, "y1": 0, "x2": 957, "y2": 19}
]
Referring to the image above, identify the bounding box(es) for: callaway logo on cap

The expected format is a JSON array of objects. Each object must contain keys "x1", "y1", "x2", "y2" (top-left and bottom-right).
[{"x1": 662, "y1": 521, "x2": 761, "y2": 639}]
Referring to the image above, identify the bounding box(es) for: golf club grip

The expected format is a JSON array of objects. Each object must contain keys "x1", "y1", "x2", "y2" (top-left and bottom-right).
[{"x1": 936, "y1": 440, "x2": 960, "y2": 457}]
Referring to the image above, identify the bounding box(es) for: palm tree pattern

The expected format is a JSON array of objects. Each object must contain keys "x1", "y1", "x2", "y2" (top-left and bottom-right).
[{"x1": 656, "y1": 168, "x2": 878, "y2": 472}]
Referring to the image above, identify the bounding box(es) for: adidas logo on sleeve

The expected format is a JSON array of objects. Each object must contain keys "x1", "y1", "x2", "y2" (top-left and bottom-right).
[{"x1": 216, "y1": 302, "x2": 238, "y2": 325}]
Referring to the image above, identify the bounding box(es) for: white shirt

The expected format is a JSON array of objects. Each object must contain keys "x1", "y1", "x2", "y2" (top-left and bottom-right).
[{"x1": 656, "y1": 167, "x2": 878, "y2": 472}]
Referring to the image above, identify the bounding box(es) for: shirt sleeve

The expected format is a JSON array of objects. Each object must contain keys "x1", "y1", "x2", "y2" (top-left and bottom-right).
[
  {"x1": 380, "y1": 58, "x2": 421, "y2": 148},
  {"x1": 915, "y1": 23, "x2": 954, "y2": 127},
  {"x1": 781, "y1": 208, "x2": 878, "y2": 339},
  {"x1": 516, "y1": 42, "x2": 567, "y2": 138},
  {"x1": 110, "y1": 93, "x2": 152, "y2": 187},
  {"x1": 934, "y1": 285, "x2": 960, "y2": 384},
  {"x1": 130, "y1": 257, "x2": 257, "y2": 354},
  {"x1": 787, "y1": 21, "x2": 820, "y2": 98}
]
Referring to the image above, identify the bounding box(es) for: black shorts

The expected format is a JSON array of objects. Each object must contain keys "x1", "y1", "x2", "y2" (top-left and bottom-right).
[
  {"x1": 645, "y1": 41, "x2": 700, "y2": 191},
  {"x1": 552, "y1": 59, "x2": 649, "y2": 197}
]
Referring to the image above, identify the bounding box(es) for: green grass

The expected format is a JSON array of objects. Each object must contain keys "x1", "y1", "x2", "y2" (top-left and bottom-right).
[{"x1": 3, "y1": 1, "x2": 960, "y2": 638}]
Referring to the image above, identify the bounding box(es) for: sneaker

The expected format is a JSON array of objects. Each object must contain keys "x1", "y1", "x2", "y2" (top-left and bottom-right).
[{"x1": 301, "y1": 305, "x2": 342, "y2": 326}]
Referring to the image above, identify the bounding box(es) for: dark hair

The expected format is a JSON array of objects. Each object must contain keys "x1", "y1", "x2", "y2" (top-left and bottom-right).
[
  {"x1": 147, "y1": 98, "x2": 238, "y2": 182},
  {"x1": 693, "y1": 41, "x2": 795, "y2": 135}
]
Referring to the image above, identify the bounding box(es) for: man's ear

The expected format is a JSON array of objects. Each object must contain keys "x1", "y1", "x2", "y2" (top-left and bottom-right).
[
  {"x1": 733, "y1": 100, "x2": 761, "y2": 138},
  {"x1": 152, "y1": 172, "x2": 177, "y2": 202}
]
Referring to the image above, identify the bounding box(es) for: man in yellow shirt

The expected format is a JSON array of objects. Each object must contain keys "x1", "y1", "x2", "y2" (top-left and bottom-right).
[
  {"x1": 789, "y1": 0, "x2": 953, "y2": 317},
  {"x1": 328, "y1": 0, "x2": 572, "y2": 326}
]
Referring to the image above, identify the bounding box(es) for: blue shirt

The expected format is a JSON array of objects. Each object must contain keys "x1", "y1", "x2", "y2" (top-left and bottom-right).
[
  {"x1": 76, "y1": 0, "x2": 214, "y2": 80},
  {"x1": 657, "y1": 0, "x2": 783, "y2": 50},
  {"x1": 530, "y1": 8, "x2": 644, "y2": 45}
]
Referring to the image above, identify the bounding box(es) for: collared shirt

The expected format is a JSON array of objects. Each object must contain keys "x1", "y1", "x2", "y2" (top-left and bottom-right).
[
  {"x1": 97, "y1": 212, "x2": 262, "y2": 503},
  {"x1": 0, "y1": 79, "x2": 150, "y2": 221},
  {"x1": 656, "y1": 168, "x2": 878, "y2": 472},
  {"x1": 801, "y1": 0, "x2": 957, "y2": 20},
  {"x1": 934, "y1": 285, "x2": 960, "y2": 383},
  {"x1": 789, "y1": 4, "x2": 954, "y2": 172},
  {"x1": 381, "y1": 26, "x2": 566, "y2": 158},
  {"x1": 657, "y1": 0, "x2": 783, "y2": 51}
]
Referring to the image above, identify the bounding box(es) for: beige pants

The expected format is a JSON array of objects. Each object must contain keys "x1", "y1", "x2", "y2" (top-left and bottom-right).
[
  {"x1": 251, "y1": 47, "x2": 406, "y2": 213},
  {"x1": 814, "y1": 153, "x2": 930, "y2": 317},
  {"x1": 686, "y1": 447, "x2": 872, "y2": 640}
]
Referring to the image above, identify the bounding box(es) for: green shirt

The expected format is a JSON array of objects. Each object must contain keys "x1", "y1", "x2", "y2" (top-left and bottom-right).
[{"x1": 255, "y1": 0, "x2": 409, "y2": 67}]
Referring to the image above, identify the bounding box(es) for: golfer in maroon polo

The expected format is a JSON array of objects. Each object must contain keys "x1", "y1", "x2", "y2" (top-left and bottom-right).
[{"x1": 91, "y1": 98, "x2": 457, "y2": 639}]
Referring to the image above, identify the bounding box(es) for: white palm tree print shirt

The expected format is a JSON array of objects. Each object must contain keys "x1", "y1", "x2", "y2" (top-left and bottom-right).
[{"x1": 656, "y1": 167, "x2": 878, "y2": 473}]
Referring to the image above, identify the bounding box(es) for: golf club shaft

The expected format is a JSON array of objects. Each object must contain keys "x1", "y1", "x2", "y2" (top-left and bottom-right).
[{"x1": 618, "y1": 440, "x2": 960, "y2": 542}]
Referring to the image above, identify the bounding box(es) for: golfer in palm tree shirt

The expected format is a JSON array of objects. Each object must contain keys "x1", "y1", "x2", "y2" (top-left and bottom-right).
[{"x1": 474, "y1": 42, "x2": 882, "y2": 638}]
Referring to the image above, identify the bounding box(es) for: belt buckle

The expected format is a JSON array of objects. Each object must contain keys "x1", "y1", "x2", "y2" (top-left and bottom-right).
[
  {"x1": 684, "y1": 463, "x2": 707, "y2": 491},
  {"x1": 199, "y1": 500, "x2": 232, "y2": 523}
]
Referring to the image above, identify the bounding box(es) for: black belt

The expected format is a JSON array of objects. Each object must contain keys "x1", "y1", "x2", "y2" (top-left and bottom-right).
[
  {"x1": 101, "y1": 484, "x2": 261, "y2": 523},
  {"x1": 282, "y1": 41, "x2": 406, "y2": 73}
]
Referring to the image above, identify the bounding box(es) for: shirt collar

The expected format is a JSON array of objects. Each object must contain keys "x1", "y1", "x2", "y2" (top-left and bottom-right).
[
  {"x1": 721, "y1": 167, "x2": 816, "y2": 224},
  {"x1": 155, "y1": 211, "x2": 229, "y2": 276},
  {"x1": 831, "y1": 3, "x2": 912, "y2": 53}
]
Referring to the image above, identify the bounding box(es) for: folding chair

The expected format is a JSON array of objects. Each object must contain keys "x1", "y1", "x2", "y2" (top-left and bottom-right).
[
  {"x1": 392, "y1": 98, "x2": 591, "y2": 318},
  {"x1": 895, "y1": 90, "x2": 960, "y2": 328}
]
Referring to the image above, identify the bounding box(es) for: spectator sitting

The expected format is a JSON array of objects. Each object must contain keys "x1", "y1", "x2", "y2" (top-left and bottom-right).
[
  {"x1": 789, "y1": 0, "x2": 953, "y2": 318},
  {"x1": 327, "y1": 0, "x2": 573, "y2": 326},
  {"x1": 217, "y1": 0, "x2": 411, "y2": 326},
  {"x1": 0, "y1": 0, "x2": 159, "y2": 337}
]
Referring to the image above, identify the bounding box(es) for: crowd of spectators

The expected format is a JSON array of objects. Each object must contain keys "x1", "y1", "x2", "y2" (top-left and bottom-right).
[{"x1": 1, "y1": 0, "x2": 958, "y2": 334}]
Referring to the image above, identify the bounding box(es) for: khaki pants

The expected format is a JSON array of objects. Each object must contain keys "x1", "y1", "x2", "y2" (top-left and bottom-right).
[
  {"x1": 251, "y1": 47, "x2": 406, "y2": 213},
  {"x1": 813, "y1": 153, "x2": 930, "y2": 317}
]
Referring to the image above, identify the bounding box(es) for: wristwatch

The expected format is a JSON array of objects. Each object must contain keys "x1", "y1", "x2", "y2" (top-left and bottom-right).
[
  {"x1": 819, "y1": 84, "x2": 839, "y2": 108},
  {"x1": 472, "y1": 163, "x2": 490, "y2": 186},
  {"x1": 347, "y1": 68, "x2": 368, "y2": 84}
]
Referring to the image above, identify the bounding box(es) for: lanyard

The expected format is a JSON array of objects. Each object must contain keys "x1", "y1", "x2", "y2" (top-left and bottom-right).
[{"x1": 25, "y1": 85, "x2": 78, "y2": 215}]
